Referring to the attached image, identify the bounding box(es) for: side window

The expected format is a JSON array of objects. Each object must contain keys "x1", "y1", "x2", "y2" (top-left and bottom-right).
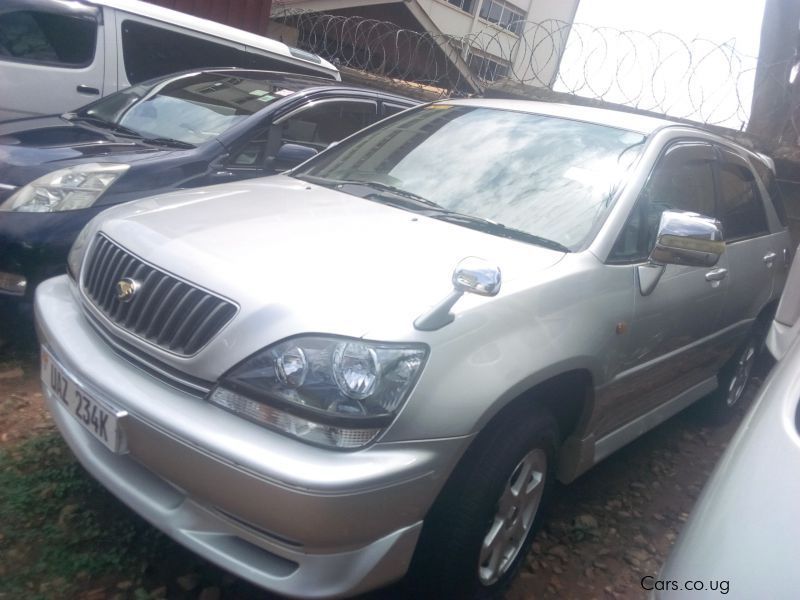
[
  {"x1": 121, "y1": 20, "x2": 244, "y2": 83},
  {"x1": 280, "y1": 101, "x2": 377, "y2": 151},
  {"x1": 0, "y1": 10, "x2": 96, "y2": 67},
  {"x1": 717, "y1": 154, "x2": 769, "y2": 241},
  {"x1": 228, "y1": 101, "x2": 378, "y2": 168},
  {"x1": 247, "y1": 51, "x2": 336, "y2": 80},
  {"x1": 751, "y1": 158, "x2": 788, "y2": 227},
  {"x1": 383, "y1": 103, "x2": 410, "y2": 118},
  {"x1": 610, "y1": 143, "x2": 716, "y2": 263}
]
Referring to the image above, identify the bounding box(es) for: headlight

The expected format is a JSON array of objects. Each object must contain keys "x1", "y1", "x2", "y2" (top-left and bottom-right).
[
  {"x1": 67, "y1": 223, "x2": 94, "y2": 281},
  {"x1": 0, "y1": 163, "x2": 128, "y2": 212},
  {"x1": 209, "y1": 336, "x2": 428, "y2": 449}
]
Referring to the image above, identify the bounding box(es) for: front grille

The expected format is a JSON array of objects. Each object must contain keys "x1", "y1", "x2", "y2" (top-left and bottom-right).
[{"x1": 82, "y1": 235, "x2": 237, "y2": 356}]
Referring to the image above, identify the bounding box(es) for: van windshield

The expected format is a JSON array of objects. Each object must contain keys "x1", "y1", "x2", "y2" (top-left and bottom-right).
[{"x1": 73, "y1": 72, "x2": 298, "y2": 145}]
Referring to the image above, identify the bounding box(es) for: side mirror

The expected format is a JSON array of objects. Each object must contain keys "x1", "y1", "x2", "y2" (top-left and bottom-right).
[
  {"x1": 273, "y1": 143, "x2": 318, "y2": 171},
  {"x1": 452, "y1": 257, "x2": 502, "y2": 296},
  {"x1": 415, "y1": 257, "x2": 501, "y2": 331},
  {"x1": 650, "y1": 210, "x2": 725, "y2": 268}
]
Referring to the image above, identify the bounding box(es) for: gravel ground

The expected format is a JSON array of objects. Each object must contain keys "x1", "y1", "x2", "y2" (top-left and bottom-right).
[{"x1": 0, "y1": 310, "x2": 758, "y2": 599}]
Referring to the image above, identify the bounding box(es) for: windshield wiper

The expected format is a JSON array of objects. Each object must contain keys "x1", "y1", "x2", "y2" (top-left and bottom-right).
[
  {"x1": 140, "y1": 137, "x2": 195, "y2": 149},
  {"x1": 298, "y1": 174, "x2": 569, "y2": 252},
  {"x1": 302, "y1": 176, "x2": 443, "y2": 209},
  {"x1": 63, "y1": 113, "x2": 142, "y2": 138},
  {"x1": 426, "y1": 211, "x2": 570, "y2": 252}
]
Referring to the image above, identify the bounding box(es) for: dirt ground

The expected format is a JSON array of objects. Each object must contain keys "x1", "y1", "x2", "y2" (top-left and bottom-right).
[{"x1": 0, "y1": 312, "x2": 756, "y2": 600}]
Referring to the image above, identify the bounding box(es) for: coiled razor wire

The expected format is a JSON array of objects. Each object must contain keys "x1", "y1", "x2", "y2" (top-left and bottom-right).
[{"x1": 271, "y1": 6, "x2": 769, "y2": 131}]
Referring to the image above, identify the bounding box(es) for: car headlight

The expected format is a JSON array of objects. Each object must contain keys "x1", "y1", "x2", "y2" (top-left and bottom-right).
[
  {"x1": 67, "y1": 223, "x2": 94, "y2": 281},
  {"x1": 209, "y1": 336, "x2": 428, "y2": 449},
  {"x1": 0, "y1": 163, "x2": 128, "y2": 212}
]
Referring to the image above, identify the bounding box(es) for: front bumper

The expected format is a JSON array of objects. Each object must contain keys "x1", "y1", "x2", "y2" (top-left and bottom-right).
[
  {"x1": 0, "y1": 207, "x2": 105, "y2": 301},
  {"x1": 35, "y1": 275, "x2": 470, "y2": 598}
]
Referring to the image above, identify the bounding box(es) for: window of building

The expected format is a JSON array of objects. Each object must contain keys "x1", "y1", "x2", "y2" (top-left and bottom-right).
[
  {"x1": 479, "y1": 0, "x2": 526, "y2": 35},
  {"x1": 468, "y1": 52, "x2": 510, "y2": 81},
  {"x1": 447, "y1": 0, "x2": 475, "y2": 13},
  {"x1": 0, "y1": 10, "x2": 97, "y2": 67}
]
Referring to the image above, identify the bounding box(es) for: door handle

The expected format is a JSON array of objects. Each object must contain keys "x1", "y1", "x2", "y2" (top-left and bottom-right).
[
  {"x1": 76, "y1": 85, "x2": 100, "y2": 95},
  {"x1": 705, "y1": 268, "x2": 728, "y2": 282},
  {"x1": 763, "y1": 252, "x2": 777, "y2": 267}
]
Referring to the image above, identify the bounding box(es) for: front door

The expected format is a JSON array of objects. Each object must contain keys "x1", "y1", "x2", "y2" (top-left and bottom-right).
[{"x1": 598, "y1": 141, "x2": 729, "y2": 436}]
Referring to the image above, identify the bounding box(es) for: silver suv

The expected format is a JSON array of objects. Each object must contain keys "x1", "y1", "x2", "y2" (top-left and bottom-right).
[{"x1": 35, "y1": 99, "x2": 791, "y2": 599}]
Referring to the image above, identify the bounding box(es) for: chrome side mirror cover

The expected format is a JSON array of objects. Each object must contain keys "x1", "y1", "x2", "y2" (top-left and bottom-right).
[
  {"x1": 452, "y1": 257, "x2": 502, "y2": 297},
  {"x1": 650, "y1": 210, "x2": 725, "y2": 268},
  {"x1": 415, "y1": 257, "x2": 501, "y2": 331}
]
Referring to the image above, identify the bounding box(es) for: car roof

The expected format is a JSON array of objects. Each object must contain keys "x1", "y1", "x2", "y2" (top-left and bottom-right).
[
  {"x1": 439, "y1": 98, "x2": 684, "y2": 135},
  {"x1": 146, "y1": 68, "x2": 418, "y2": 104},
  {"x1": 85, "y1": 0, "x2": 338, "y2": 77}
]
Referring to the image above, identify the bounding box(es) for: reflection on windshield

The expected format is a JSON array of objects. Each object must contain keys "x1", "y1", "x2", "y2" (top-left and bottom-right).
[
  {"x1": 297, "y1": 105, "x2": 646, "y2": 249},
  {"x1": 80, "y1": 73, "x2": 297, "y2": 145}
]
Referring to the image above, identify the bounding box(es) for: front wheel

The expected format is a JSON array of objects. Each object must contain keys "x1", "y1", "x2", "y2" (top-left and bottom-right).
[{"x1": 406, "y1": 408, "x2": 558, "y2": 598}]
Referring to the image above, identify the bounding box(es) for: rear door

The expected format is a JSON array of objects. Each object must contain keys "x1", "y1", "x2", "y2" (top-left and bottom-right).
[
  {"x1": 0, "y1": 0, "x2": 104, "y2": 119},
  {"x1": 715, "y1": 146, "x2": 784, "y2": 336}
]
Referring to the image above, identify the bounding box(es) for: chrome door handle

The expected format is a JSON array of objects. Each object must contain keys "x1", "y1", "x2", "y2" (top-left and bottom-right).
[
  {"x1": 763, "y1": 252, "x2": 777, "y2": 266},
  {"x1": 76, "y1": 84, "x2": 100, "y2": 95},
  {"x1": 705, "y1": 268, "x2": 728, "y2": 281}
]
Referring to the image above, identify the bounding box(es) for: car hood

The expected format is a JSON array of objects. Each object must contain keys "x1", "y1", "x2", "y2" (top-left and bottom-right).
[
  {"x1": 0, "y1": 116, "x2": 174, "y2": 187},
  {"x1": 93, "y1": 175, "x2": 566, "y2": 344}
]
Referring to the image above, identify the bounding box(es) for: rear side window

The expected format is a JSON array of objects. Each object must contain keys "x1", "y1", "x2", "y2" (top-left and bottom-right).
[
  {"x1": 248, "y1": 51, "x2": 337, "y2": 80},
  {"x1": 0, "y1": 10, "x2": 97, "y2": 67},
  {"x1": 751, "y1": 158, "x2": 788, "y2": 227},
  {"x1": 122, "y1": 20, "x2": 244, "y2": 83},
  {"x1": 717, "y1": 159, "x2": 769, "y2": 241}
]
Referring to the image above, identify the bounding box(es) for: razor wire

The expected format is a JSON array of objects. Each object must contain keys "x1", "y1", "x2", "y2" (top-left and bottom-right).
[{"x1": 270, "y1": 6, "x2": 771, "y2": 131}]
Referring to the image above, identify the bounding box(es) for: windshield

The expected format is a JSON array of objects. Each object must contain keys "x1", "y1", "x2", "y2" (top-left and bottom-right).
[
  {"x1": 294, "y1": 105, "x2": 646, "y2": 250},
  {"x1": 76, "y1": 72, "x2": 298, "y2": 145}
]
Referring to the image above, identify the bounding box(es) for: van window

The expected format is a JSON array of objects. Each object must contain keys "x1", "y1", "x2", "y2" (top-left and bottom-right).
[
  {"x1": 0, "y1": 10, "x2": 96, "y2": 67},
  {"x1": 122, "y1": 20, "x2": 245, "y2": 83}
]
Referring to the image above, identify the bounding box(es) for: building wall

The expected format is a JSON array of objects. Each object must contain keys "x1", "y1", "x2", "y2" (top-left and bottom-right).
[
  {"x1": 143, "y1": 0, "x2": 273, "y2": 35},
  {"x1": 416, "y1": 0, "x2": 579, "y2": 85},
  {"x1": 281, "y1": 0, "x2": 581, "y2": 86}
]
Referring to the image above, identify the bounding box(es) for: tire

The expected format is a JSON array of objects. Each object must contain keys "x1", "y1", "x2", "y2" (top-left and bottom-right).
[
  {"x1": 701, "y1": 320, "x2": 767, "y2": 424},
  {"x1": 406, "y1": 407, "x2": 558, "y2": 599}
]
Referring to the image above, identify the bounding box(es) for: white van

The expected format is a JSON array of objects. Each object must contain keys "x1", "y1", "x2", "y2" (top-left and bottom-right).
[{"x1": 0, "y1": 0, "x2": 340, "y2": 121}]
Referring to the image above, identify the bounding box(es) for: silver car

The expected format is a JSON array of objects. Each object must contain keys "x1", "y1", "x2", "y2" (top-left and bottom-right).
[{"x1": 35, "y1": 99, "x2": 791, "y2": 598}]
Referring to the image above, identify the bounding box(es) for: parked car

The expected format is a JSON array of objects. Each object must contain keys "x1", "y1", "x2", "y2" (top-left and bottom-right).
[
  {"x1": 0, "y1": 68, "x2": 416, "y2": 303},
  {"x1": 766, "y1": 242, "x2": 800, "y2": 360},
  {"x1": 35, "y1": 99, "x2": 791, "y2": 598},
  {"x1": 656, "y1": 290, "x2": 800, "y2": 599},
  {"x1": 0, "y1": 0, "x2": 338, "y2": 122}
]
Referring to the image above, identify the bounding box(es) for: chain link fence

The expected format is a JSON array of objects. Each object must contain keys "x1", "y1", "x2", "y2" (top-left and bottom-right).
[{"x1": 270, "y1": 6, "x2": 784, "y2": 132}]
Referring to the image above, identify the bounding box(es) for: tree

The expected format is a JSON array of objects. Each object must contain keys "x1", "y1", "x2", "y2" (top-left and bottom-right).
[{"x1": 747, "y1": 0, "x2": 800, "y2": 148}]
